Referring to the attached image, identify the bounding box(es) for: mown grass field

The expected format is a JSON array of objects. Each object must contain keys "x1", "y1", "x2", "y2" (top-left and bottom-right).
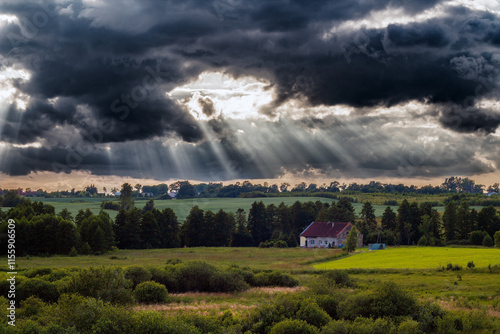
[
  {"x1": 14, "y1": 247, "x2": 343, "y2": 271},
  {"x1": 315, "y1": 246, "x2": 500, "y2": 270}
]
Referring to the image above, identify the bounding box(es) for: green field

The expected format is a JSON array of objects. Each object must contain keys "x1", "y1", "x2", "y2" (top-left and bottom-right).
[
  {"x1": 315, "y1": 247, "x2": 500, "y2": 270},
  {"x1": 23, "y1": 197, "x2": 404, "y2": 222},
  {"x1": 14, "y1": 247, "x2": 342, "y2": 271}
]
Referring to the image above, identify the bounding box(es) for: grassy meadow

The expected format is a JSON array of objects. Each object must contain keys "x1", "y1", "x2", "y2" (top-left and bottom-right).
[
  {"x1": 14, "y1": 247, "x2": 343, "y2": 271},
  {"x1": 315, "y1": 246, "x2": 500, "y2": 270},
  {"x1": 26, "y1": 196, "x2": 404, "y2": 222},
  {"x1": 4, "y1": 246, "x2": 500, "y2": 328}
]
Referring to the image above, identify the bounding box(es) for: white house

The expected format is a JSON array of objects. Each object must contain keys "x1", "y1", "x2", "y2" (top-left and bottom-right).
[{"x1": 300, "y1": 221, "x2": 363, "y2": 248}]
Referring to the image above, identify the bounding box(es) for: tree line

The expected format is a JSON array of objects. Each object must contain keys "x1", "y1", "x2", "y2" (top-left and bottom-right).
[
  {"x1": 3, "y1": 176, "x2": 500, "y2": 202},
  {"x1": 1, "y1": 195, "x2": 499, "y2": 256}
]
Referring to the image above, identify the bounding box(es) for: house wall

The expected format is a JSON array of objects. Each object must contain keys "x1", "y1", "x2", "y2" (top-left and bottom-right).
[
  {"x1": 300, "y1": 236, "x2": 306, "y2": 247},
  {"x1": 305, "y1": 237, "x2": 338, "y2": 248}
]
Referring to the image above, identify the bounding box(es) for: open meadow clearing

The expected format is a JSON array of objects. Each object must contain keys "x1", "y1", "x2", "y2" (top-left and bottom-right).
[
  {"x1": 315, "y1": 246, "x2": 500, "y2": 270},
  {"x1": 24, "y1": 196, "x2": 403, "y2": 222},
  {"x1": 14, "y1": 247, "x2": 343, "y2": 271}
]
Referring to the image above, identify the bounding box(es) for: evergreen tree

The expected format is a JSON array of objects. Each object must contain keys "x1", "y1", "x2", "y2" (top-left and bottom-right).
[
  {"x1": 213, "y1": 209, "x2": 235, "y2": 246},
  {"x1": 335, "y1": 198, "x2": 356, "y2": 222},
  {"x1": 202, "y1": 210, "x2": 217, "y2": 247},
  {"x1": 232, "y1": 208, "x2": 253, "y2": 247},
  {"x1": 114, "y1": 209, "x2": 127, "y2": 248},
  {"x1": 396, "y1": 199, "x2": 411, "y2": 244},
  {"x1": 409, "y1": 202, "x2": 421, "y2": 244},
  {"x1": 75, "y1": 208, "x2": 93, "y2": 228},
  {"x1": 182, "y1": 206, "x2": 205, "y2": 247},
  {"x1": 247, "y1": 201, "x2": 270, "y2": 245},
  {"x1": 155, "y1": 208, "x2": 179, "y2": 248},
  {"x1": 141, "y1": 211, "x2": 161, "y2": 248},
  {"x1": 358, "y1": 202, "x2": 377, "y2": 236},
  {"x1": 381, "y1": 206, "x2": 397, "y2": 231},
  {"x1": 58, "y1": 208, "x2": 73, "y2": 221},
  {"x1": 142, "y1": 199, "x2": 155, "y2": 213},
  {"x1": 478, "y1": 205, "x2": 500, "y2": 238},
  {"x1": 442, "y1": 201, "x2": 457, "y2": 241},
  {"x1": 456, "y1": 202, "x2": 472, "y2": 240},
  {"x1": 121, "y1": 208, "x2": 143, "y2": 249}
]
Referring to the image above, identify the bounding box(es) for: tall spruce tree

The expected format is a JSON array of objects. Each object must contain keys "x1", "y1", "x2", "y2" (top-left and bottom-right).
[
  {"x1": 247, "y1": 201, "x2": 270, "y2": 245},
  {"x1": 442, "y1": 201, "x2": 457, "y2": 241}
]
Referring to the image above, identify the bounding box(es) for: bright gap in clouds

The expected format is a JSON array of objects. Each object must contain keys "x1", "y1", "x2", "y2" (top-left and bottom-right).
[
  {"x1": 0, "y1": 67, "x2": 31, "y2": 111},
  {"x1": 168, "y1": 72, "x2": 274, "y2": 120}
]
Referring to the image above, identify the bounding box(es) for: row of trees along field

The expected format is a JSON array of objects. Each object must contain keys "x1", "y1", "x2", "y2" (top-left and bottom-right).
[
  {"x1": 4, "y1": 176, "x2": 500, "y2": 200},
  {"x1": 1, "y1": 191, "x2": 499, "y2": 256}
]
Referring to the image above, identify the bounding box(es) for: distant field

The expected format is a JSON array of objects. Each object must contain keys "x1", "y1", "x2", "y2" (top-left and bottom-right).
[
  {"x1": 19, "y1": 197, "x2": 403, "y2": 222},
  {"x1": 14, "y1": 247, "x2": 341, "y2": 271},
  {"x1": 315, "y1": 247, "x2": 500, "y2": 270}
]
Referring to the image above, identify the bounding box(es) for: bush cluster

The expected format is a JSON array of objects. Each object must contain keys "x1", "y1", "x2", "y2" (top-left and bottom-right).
[{"x1": 258, "y1": 240, "x2": 289, "y2": 248}]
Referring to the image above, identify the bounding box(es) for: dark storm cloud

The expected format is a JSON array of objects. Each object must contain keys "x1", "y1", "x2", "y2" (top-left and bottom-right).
[
  {"x1": 439, "y1": 106, "x2": 500, "y2": 134},
  {"x1": 1, "y1": 0, "x2": 500, "y2": 178}
]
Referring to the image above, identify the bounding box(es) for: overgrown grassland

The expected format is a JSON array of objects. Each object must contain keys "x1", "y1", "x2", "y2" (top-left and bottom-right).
[
  {"x1": 13, "y1": 247, "x2": 343, "y2": 271},
  {"x1": 315, "y1": 246, "x2": 500, "y2": 270}
]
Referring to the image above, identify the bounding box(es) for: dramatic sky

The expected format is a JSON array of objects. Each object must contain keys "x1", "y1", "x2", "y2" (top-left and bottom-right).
[{"x1": 1, "y1": 0, "x2": 500, "y2": 190}]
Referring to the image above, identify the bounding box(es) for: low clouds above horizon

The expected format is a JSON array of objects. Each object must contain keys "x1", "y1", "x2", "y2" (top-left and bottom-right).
[{"x1": 1, "y1": 0, "x2": 500, "y2": 182}]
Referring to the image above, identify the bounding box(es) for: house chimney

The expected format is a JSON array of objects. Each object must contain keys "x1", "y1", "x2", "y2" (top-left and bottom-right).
[{"x1": 331, "y1": 222, "x2": 334, "y2": 227}]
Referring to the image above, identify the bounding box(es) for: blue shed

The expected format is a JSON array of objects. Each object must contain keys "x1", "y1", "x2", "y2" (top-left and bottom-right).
[{"x1": 368, "y1": 243, "x2": 385, "y2": 250}]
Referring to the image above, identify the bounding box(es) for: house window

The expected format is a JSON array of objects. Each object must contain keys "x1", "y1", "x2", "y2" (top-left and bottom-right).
[
  {"x1": 319, "y1": 240, "x2": 322, "y2": 244},
  {"x1": 310, "y1": 240, "x2": 315, "y2": 245}
]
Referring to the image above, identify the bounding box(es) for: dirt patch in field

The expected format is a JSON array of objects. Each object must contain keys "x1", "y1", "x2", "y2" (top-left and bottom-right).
[
  {"x1": 437, "y1": 300, "x2": 500, "y2": 318},
  {"x1": 246, "y1": 286, "x2": 308, "y2": 294},
  {"x1": 133, "y1": 301, "x2": 256, "y2": 316}
]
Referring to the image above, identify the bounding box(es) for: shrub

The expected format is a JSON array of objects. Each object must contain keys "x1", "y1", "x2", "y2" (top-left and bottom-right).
[
  {"x1": 176, "y1": 314, "x2": 223, "y2": 334},
  {"x1": 166, "y1": 258, "x2": 182, "y2": 265},
  {"x1": 339, "y1": 282, "x2": 417, "y2": 320},
  {"x1": 296, "y1": 301, "x2": 332, "y2": 328},
  {"x1": 467, "y1": 261, "x2": 475, "y2": 269},
  {"x1": 322, "y1": 270, "x2": 352, "y2": 288},
  {"x1": 469, "y1": 230, "x2": 488, "y2": 245},
  {"x1": 19, "y1": 296, "x2": 46, "y2": 318},
  {"x1": 148, "y1": 266, "x2": 178, "y2": 292},
  {"x1": 396, "y1": 319, "x2": 420, "y2": 334},
  {"x1": 100, "y1": 201, "x2": 121, "y2": 210},
  {"x1": 417, "y1": 236, "x2": 428, "y2": 246},
  {"x1": 68, "y1": 267, "x2": 133, "y2": 304},
  {"x1": 495, "y1": 231, "x2": 500, "y2": 248},
  {"x1": 315, "y1": 295, "x2": 343, "y2": 319},
  {"x1": 270, "y1": 319, "x2": 319, "y2": 334},
  {"x1": 209, "y1": 271, "x2": 249, "y2": 293},
  {"x1": 25, "y1": 268, "x2": 53, "y2": 278},
  {"x1": 90, "y1": 305, "x2": 136, "y2": 334},
  {"x1": 482, "y1": 234, "x2": 494, "y2": 247},
  {"x1": 17, "y1": 278, "x2": 60, "y2": 303},
  {"x1": 252, "y1": 271, "x2": 299, "y2": 287},
  {"x1": 132, "y1": 311, "x2": 201, "y2": 334},
  {"x1": 134, "y1": 281, "x2": 168, "y2": 304},
  {"x1": 125, "y1": 266, "x2": 152, "y2": 288},
  {"x1": 50, "y1": 294, "x2": 105, "y2": 332},
  {"x1": 320, "y1": 320, "x2": 350, "y2": 334},
  {"x1": 69, "y1": 246, "x2": 78, "y2": 257},
  {"x1": 249, "y1": 295, "x2": 330, "y2": 333},
  {"x1": 445, "y1": 263, "x2": 462, "y2": 271},
  {"x1": 175, "y1": 261, "x2": 248, "y2": 293},
  {"x1": 274, "y1": 240, "x2": 288, "y2": 248}
]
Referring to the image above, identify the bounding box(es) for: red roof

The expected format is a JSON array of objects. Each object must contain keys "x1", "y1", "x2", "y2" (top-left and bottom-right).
[{"x1": 300, "y1": 222, "x2": 351, "y2": 238}]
